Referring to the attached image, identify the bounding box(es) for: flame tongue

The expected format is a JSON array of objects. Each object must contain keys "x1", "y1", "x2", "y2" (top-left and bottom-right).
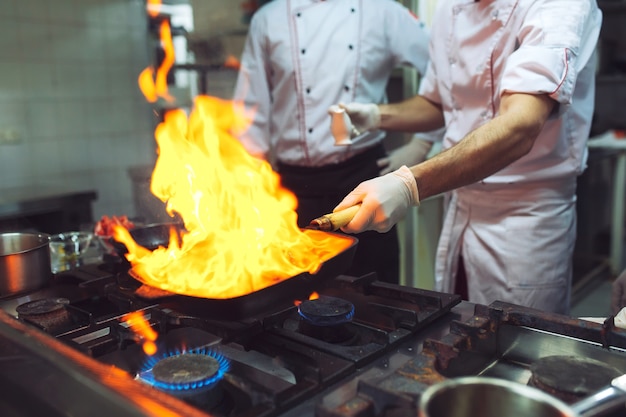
[
  {"x1": 115, "y1": 96, "x2": 352, "y2": 299},
  {"x1": 119, "y1": 0, "x2": 353, "y2": 300}
]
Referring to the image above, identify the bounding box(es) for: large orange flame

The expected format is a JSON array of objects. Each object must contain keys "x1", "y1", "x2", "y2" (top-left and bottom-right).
[
  {"x1": 114, "y1": 1, "x2": 353, "y2": 300},
  {"x1": 138, "y1": 17, "x2": 175, "y2": 103},
  {"x1": 115, "y1": 97, "x2": 352, "y2": 299}
]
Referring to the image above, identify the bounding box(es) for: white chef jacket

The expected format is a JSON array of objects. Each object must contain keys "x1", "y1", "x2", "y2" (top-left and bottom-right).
[
  {"x1": 419, "y1": 0, "x2": 602, "y2": 314},
  {"x1": 233, "y1": 0, "x2": 430, "y2": 167}
]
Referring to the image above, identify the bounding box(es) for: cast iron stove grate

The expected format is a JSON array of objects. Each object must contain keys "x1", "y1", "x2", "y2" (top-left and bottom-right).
[
  {"x1": 316, "y1": 301, "x2": 626, "y2": 417},
  {"x1": 0, "y1": 260, "x2": 461, "y2": 417}
]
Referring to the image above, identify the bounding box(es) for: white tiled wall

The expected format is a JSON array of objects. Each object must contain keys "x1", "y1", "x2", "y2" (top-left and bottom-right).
[{"x1": 0, "y1": 0, "x2": 159, "y2": 221}]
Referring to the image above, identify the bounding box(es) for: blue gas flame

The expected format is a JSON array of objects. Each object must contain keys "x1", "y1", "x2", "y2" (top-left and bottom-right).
[{"x1": 137, "y1": 347, "x2": 230, "y2": 392}]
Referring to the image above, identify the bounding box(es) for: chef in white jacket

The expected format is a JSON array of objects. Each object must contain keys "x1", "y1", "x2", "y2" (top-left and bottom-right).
[
  {"x1": 232, "y1": 0, "x2": 431, "y2": 284},
  {"x1": 333, "y1": 0, "x2": 602, "y2": 314}
]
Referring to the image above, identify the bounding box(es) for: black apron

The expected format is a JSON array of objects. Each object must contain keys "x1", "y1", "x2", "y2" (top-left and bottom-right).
[{"x1": 277, "y1": 144, "x2": 400, "y2": 284}]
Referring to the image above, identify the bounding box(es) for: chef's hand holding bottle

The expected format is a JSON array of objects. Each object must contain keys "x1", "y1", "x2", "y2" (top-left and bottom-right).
[
  {"x1": 338, "y1": 102, "x2": 381, "y2": 137},
  {"x1": 338, "y1": 102, "x2": 437, "y2": 176}
]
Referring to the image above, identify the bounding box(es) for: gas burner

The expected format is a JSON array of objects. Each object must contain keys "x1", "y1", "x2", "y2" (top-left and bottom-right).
[
  {"x1": 298, "y1": 296, "x2": 355, "y2": 325},
  {"x1": 0, "y1": 263, "x2": 465, "y2": 417},
  {"x1": 528, "y1": 355, "x2": 622, "y2": 404},
  {"x1": 16, "y1": 298, "x2": 71, "y2": 331},
  {"x1": 137, "y1": 347, "x2": 230, "y2": 406},
  {"x1": 297, "y1": 296, "x2": 357, "y2": 344}
]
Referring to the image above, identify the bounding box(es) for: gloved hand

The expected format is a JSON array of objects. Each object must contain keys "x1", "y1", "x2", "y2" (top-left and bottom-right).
[
  {"x1": 611, "y1": 269, "x2": 626, "y2": 315},
  {"x1": 378, "y1": 136, "x2": 433, "y2": 175},
  {"x1": 334, "y1": 165, "x2": 419, "y2": 233},
  {"x1": 614, "y1": 307, "x2": 626, "y2": 329},
  {"x1": 339, "y1": 102, "x2": 380, "y2": 137}
]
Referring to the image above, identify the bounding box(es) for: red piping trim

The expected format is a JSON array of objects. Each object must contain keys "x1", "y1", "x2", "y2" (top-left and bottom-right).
[
  {"x1": 549, "y1": 48, "x2": 569, "y2": 95},
  {"x1": 288, "y1": 0, "x2": 311, "y2": 163}
]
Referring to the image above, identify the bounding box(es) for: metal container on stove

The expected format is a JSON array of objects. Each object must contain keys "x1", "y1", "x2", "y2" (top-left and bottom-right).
[
  {"x1": 418, "y1": 375, "x2": 626, "y2": 417},
  {"x1": 0, "y1": 232, "x2": 52, "y2": 296}
]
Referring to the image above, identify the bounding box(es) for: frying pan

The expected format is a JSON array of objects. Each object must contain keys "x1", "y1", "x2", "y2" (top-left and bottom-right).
[{"x1": 127, "y1": 231, "x2": 358, "y2": 320}]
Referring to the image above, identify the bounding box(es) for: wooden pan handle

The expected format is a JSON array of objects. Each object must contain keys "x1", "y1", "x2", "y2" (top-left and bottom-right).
[{"x1": 308, "y1": 205, "x2": 360, "y2": 232}]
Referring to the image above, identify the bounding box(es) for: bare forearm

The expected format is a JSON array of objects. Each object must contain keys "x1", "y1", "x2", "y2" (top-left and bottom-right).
[
  {"x1": 410, "y1": 117, "x2": 527, "y2": 199},
  {"x1": 409, "y1": 93, "x2": 554, "y2": 200},
  {"x1": 378, "y1": 95, "x2": 445, "y2": 133}
]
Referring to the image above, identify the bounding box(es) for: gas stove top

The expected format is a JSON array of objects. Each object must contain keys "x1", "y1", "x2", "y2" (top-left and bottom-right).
[
  {"x1": 0, "y1": 260, "x2": 463, "y2": 417},
  {"x1": 2, "y1": 260, "x2": 626, "y2": 417}
]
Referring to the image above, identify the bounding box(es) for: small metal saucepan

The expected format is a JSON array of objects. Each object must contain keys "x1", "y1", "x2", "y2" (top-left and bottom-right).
[
  {"x1": 0, "y1": 232, "x2": 52, "y2": 296},
  {"x1": 418, "y1": 375, "x2": 626, "y2": 417}
]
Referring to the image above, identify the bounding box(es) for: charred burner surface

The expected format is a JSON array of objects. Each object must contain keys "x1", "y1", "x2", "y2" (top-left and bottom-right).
[
  {"x1": 297, "y1": 296, "x2": 356, "y2": 344},
  {"x1": 153, "y1": 353, "x2": 221, "y2": 386},
  {"x1": 16, "y1": 297, "x2": 69, "y2": 315},
  {"x1": 528, "y1": 355, "x2": 622, "y2": 404},
  {"x1": 137, "y1": 348, "x2": 230, "y2": 408},
  {"x1": 16, "y1": 298, "x2": 71, "y2": 330}
]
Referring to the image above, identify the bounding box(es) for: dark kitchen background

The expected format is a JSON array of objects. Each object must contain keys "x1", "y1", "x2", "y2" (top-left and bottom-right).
[{"x1": 0, "y1": 0, "x2": 625, "y2": 312}]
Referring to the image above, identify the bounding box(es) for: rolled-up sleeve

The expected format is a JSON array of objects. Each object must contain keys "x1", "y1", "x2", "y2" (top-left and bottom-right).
[
  {"x1": 500, "y1": 0, "x2": 601, "y2": 105},
  {"x1": 501, "y1": 46, "x2": 573, "y2": 104}
]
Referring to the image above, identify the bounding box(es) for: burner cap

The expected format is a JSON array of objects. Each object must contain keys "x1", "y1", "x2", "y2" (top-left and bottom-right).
[
  {"x1": 298, "y1": 296, "x2": 354, "y2": 326},
  {"x1": 153, "y1": 353, "x2": 220, "y2": 386},
  {"x1": 16, "y1": 298, "x2": 70, "y2": 316},
  {"x1": 529, "y1": 355, "x2": 621, "y2": 403},
  {"x1": 138, "y1": 349, "x2": 230, "y2": 393}
]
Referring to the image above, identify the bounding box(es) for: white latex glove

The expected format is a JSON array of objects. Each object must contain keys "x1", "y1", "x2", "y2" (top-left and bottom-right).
[
  {"x1": 611, "y1": 269, "x2": 626, "y2": 315},
  {"x1": 334, "y1": 165, "x2": 419, "y2": 233},
  {"x1": 615, "y1": 307, "x2": 626, "y2": 329},
  {"x1": 339, "y1": 102, "x2": 380, "y2": 137},
  {"x1": 378, "y1": 137, "x2": 433, "y2": 175}
]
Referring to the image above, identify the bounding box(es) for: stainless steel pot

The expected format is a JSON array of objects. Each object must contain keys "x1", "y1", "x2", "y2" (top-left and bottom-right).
[
  {"x1": 0, "y1": 232, "x2": 52, "y2": 296},
  {"x1": 418, "y1": 375, "x2": 626, "y2": 417}
]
